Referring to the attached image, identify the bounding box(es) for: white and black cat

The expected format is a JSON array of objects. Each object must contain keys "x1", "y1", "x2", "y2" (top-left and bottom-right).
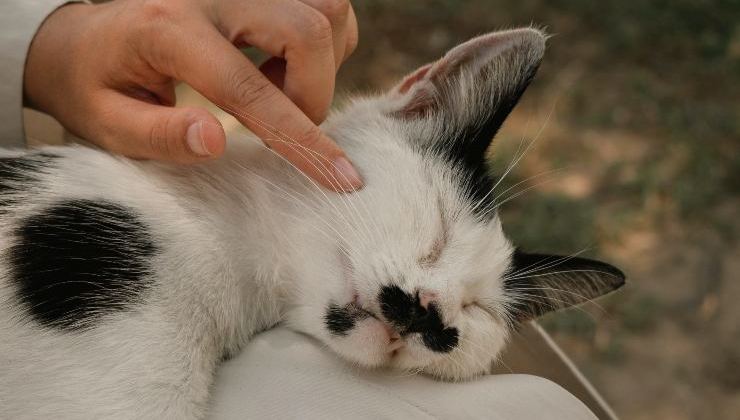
[{"x1": 0, "y1": 28, "x2": 624, "y2": 418}]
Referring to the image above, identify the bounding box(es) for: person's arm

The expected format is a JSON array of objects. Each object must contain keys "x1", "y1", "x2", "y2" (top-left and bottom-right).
[{"x1": 0, "y1": 0, "x2": 84, "y2": 147}]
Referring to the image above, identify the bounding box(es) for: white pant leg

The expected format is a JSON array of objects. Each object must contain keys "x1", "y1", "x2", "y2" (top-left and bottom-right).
[{"x1": 210, "y1": 328, "x2": 596, "y2": 419}]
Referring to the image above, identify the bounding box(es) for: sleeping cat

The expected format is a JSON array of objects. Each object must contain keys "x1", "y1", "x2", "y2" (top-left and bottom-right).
[{"x1": 0, "y1": 28, "x2": 624, "y2": 418}]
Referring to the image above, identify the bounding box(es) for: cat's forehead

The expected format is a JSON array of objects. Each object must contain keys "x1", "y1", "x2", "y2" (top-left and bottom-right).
[{"x1": 328, "y1": 98, "x2": 498, "y2": 221}]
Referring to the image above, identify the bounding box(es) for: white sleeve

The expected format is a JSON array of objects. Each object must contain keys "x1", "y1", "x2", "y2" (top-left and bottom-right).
[{"x1": 0, "y1": 1, "x2": 83, "y2": 148}]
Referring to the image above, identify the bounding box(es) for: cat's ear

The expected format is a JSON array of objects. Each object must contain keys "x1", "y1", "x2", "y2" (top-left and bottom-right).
[
  {"x1": 386, "y1": 28, "x2": 546, "y2": 157},
  {"x1": 504, "y1": 249, "x2": 626, "y2": 321}
]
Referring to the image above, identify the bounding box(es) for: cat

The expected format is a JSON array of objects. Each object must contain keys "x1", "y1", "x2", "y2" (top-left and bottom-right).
[{"x1": 0, "y1": 28, "x2": 624, "y2": 418}]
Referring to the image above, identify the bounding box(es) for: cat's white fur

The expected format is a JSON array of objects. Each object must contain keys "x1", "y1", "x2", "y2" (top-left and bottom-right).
[{"x1": 0, "y1": 28, "x2": 546, "y2": 418}]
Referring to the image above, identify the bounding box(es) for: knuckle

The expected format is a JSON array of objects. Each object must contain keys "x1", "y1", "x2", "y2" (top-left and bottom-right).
[
  {"x1": 138, "y1": 0, "x2": 175, "y2": 23},
  {"x1": 149, "y1": 114, "x2": 177, "y2": 158},
  {"x1": 226, "y1": 67, "x2": 277, "y2": 110},
  {"x1": 314, "y1": 0, "x2": 350, "y2": 21},
  {"x1": 298, "y1": 10, "x2": 333, "y2": 47},
  {"x1": 296, "y1": 124, "x2": 324, "y2": 151},
  {"x1": 135, "y1": 0, "x2": 180, "y2": 43}
]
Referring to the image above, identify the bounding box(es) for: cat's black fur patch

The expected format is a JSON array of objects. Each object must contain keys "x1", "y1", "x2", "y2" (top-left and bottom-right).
[
  {"x1": 0, "y1": 153, "x2": 57, "y2": 211},
  {"x1": 325, "y1": 303, "x2": 370, "y2": 336},
  {"x1": 504, "y1": 248, "x2": 626, "y2": 320},
  {"x1": 379, "y1": 285, "x2": 415, "y2": 328},
  {"x1": 8, "y1": 199, "x2": 158, "y2": 330},
  {"x1": 379, "y1": 285, "x2": 459, "y2": 353},
  {"x1": 421, "y1": 322, "x2": 459, "y2": 353},
  {"x1": 439, "y1": 65, "x2": 539, "y2": 218}
]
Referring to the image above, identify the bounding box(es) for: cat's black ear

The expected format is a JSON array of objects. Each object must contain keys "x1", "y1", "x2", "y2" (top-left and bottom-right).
[
  {"x1": 386, "y1": 28, "x2": 546, "y2": 160},
  {"x1": 504, "y1": 249, "x2": 626, "y2": 321}
]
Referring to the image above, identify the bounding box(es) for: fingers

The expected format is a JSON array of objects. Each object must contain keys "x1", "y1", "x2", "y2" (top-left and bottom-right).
[
  {"x1": 211, "y1": 0, "x2": 356, "y2": 124},
  {"x1": 345, "y1": 5, "x2": 359, "y2": 59},
  {"x1": 259, "y1": 57, "x2": 286, "y2": 90},
  {"x1": 143, "y1": 23, "x2": 362, "y2": 191},
  {"x1": 91, "y1": 92, "x2": 226, "y2": 164},
  {"x1": 296, "y1": 0, "x2": 357, "y2": 68}
]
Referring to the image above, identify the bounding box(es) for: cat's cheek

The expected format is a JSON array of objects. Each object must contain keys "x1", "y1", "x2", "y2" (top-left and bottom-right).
[{"x1": 329, "y1": 318, "x2": 395, "y2": 368}]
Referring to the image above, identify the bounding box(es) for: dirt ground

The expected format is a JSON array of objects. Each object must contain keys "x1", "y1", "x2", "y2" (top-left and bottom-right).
[{"x1": 335, "y1": 2, "x2": 739, "y2": 419}]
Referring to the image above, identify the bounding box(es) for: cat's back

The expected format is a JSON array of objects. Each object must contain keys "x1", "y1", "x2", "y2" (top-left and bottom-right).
[{"x1": 0, "y1": 145, "x2": 252, "y2": 418}]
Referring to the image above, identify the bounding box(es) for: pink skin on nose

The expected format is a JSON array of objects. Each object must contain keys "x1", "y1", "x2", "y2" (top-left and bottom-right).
[{"x1": 419, "y1": 291, "x2": 438, "y2": 309}]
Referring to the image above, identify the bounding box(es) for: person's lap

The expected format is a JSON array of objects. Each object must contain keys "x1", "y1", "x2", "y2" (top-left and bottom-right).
[{"x1": 210, "y1": 328, "x2": 596, "y2": 419}]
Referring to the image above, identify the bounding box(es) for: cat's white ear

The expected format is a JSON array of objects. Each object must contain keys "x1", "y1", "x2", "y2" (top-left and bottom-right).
[
  {"x1": 387, "y1": 28, "x2": 546, "y2": 125},
  {"x1": 504, "y1": 249, "x2": 626, "y2": 321}
]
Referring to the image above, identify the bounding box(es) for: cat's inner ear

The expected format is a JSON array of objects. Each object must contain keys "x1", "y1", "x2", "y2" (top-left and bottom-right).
[
  {"x1": 504, "y1": 249, "x2": 626, "y2": 321},
  {"x1": 387, "y1": 27, "x2": 546, "y2": 138}
]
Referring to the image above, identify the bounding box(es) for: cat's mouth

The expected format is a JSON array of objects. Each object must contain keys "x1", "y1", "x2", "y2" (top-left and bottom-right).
[{"x1": 339, "y1": 248, "x2": 405, "y2": 354}]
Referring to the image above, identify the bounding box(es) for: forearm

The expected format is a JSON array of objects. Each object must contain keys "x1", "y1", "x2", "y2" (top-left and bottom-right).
[{"x1": 0, "y1": 0, "x2": 84, "y2": 147}]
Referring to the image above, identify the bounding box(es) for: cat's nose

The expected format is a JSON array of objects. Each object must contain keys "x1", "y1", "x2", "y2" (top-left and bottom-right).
[
  {"x1": 378, "y1": 285, "x2": 415, "y2": 328},
  {"x1": 378, "y1": 285, "x2": 458, "y2": 353}
]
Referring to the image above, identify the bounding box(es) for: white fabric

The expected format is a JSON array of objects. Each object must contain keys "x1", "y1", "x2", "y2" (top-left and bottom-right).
[
  {"x1": 210, "y1": 328, "x2": 596, "y2": 419},
  {"x1": 0, "y1": 0, "x2": 79, "y2": 147}
]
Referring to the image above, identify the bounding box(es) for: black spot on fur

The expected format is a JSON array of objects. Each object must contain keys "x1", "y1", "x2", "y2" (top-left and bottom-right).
[
  {"x1": 325, "y1": 304, "x2": 356, "y2": 336},
  {"x1": 379, "y1": 285, "x2": 459, "y2": 353},
  {"x1": 0, "y1": 153, "x2": 57, "y2": 212},
  {"x1": 504, "y1": 248, "x2": 626, "y2": 321},
  {"x1": 379, "y1": 285, "x2": 415, "y2": 328},
  {"x1": 438, "y1": 65, "x2": 539, "y2": 218},
  {"x1": 325, "y1": 303, "x2": 370, "y2": 336},
  {"x1": 8, "y1": 199, "x2": 157, "y2": 330},
  {"x1": 421, "y1": 324, "x2": 459, "y2": 353}
]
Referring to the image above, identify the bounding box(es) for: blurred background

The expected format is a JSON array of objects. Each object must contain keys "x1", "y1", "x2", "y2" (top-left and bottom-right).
[{"x1": 336, "y1": 1, "x2": 738, "y2": 419}]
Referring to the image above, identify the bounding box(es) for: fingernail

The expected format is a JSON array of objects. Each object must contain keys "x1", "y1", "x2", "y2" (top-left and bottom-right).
[
  {"x1": 186, "y1": 121, "x2": 211, "y2": 156},
  {"x1": 332, "y1": 157, "x2": 364, "y2": 191}
]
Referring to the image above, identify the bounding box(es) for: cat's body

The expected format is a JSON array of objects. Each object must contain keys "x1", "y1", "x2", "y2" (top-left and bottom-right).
[{"x1": 0, "y1": 28, "x2": 624, "y2": 419}]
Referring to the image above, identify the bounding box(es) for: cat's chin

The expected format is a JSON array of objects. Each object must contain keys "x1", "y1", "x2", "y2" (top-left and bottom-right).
[{"x1": 327, "y1": 316, "x2": 399, "y2": 368}]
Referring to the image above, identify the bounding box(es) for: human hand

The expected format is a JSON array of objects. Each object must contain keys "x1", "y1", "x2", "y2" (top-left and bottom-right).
[{"x1": 23, "y1": 0, "x2": 362, "y2": 191}]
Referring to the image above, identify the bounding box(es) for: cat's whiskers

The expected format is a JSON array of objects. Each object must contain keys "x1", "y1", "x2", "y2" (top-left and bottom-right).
[
  {"x1": 229, "y1": 161, "x2": 353, "y2": 248},
  {"x1": 504, "y1": 247, "x2": 591, "y2": 279},
  {"x1": 234, "y1": 137, "x2": 372, "y2": 250},
  {"x1": 456, "y1": 334, "x2": 496, "y2": 364},
  {"x1": 485, "y1": 167, "x2": 566, "y2": 211},
  {"x1": 438, "y1": 347, "x2": 467, "y2": 376},
  {"x1": 214, "y1": 104, "x2": 357, "y2": 215},
  {"x1": 469, "y1": 131, "x2": 534, "y2": 216},
  {"x1": 481, "y1": 176, "x2": 558, "y2": 218},
  {"x1": 213, "y1": 103, "x2": 376, "y2": 247},
  {"x1": 504, "y1": 290, "x2": 605, "y2": 320},
  {"x1": 470, "y1": 99, "x2": 557, "y2": 217},
  {"x1": 227, "y1": 156, "x2": 329, "y2": 228},
  {"x1": 506, "y1": 284, "x2": 610, "y2": 314},
  {"x1": 506, "y1": 268, "x2": 621, "y2": 282},
  {"x1": 217, "y1": 101, "x2": 391, "y2": 249},
  {"x1": 251, "y1": 137, "x2": 375, "y2": 249},
  {"x1": 227, "y1": 127, "x2": 366, "y2": 244},
  {"x1": 257, "y1": 135, "x2": 378, "y2": 247}
]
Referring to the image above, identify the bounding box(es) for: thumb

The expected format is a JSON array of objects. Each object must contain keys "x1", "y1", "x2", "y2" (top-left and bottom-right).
[{"x1": 92, "y1": 94, "x2": 226, "y2": 163}]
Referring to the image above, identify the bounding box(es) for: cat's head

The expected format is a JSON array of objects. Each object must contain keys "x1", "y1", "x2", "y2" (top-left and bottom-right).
[{"x1": 286, "y1": 28, "x2": 625, "y2": 380}]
